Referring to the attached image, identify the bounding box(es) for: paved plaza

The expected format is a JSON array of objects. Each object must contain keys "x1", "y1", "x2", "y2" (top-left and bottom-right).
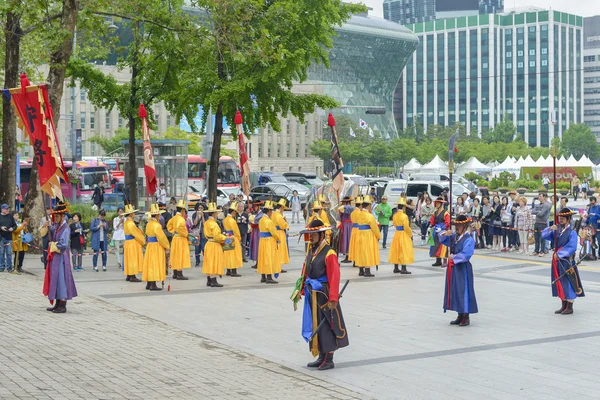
[{"x1": 4, "y1": 213, "x2": 600, "y2": 399}]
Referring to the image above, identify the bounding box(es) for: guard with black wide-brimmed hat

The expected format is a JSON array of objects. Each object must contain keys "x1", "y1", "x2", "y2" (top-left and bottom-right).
[
  {"x1": 542, "y1": 208, "x2": 585, "y2": 315},
  {"x1": 430, "y1": 197, "x2": 450, "y2": 267}
]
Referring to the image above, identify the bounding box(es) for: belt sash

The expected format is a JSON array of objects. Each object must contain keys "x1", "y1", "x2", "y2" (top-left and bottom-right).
[
  {"x1": 147, "y1": 237, "x2": 158, "y2": 243},
  {"x1": 125, "y1": 235, "x2": 135, "y2": 240},
  {"x1": 358, "y1": 224, "x2": 370, "y2": 230},
  {"x1": 260, "y1": 232, "x2": 272, "y2": 238},
  {"x1": 302, "y1": 275, "x2": 328, "y2": 352},
  {"x1": 395, "y1": 226, "x2": 404, "y2": 231}
]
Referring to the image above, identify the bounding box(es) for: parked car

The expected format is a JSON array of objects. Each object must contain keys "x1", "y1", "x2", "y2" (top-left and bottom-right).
[
  {"x1": 249, "y1": 172, "x2": 289, "y2": 187},
  {"x1": 344, "y1": 174, "x2": 370, "y2": 193},
  {"x1": 283, "y1": 172, "x2": 323, "y2": 188},
  {"x1": 265, "y1": 182, "x2": 309, "y2": 207},
  {"x1": 382, "y1": 180, "x2": 470, "y2": 211},
  {"x1": 409, "y1": 173, "x2": 475, "y2": 192}
]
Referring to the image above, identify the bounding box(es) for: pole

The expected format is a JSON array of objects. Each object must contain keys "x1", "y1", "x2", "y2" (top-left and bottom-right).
[
  {"x1": 70, "y1": 26, "x2": 77, "y2": 204},
  {"x1": 552, "y1": 145, "x2": 558, "y2": 257}
]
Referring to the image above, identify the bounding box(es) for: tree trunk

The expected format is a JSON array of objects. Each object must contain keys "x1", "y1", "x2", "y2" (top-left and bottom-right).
[
  {"x1": 126, "y1": 21, "x2": 140, "y2": 207},
  {"x1": 207, "y1": 50, "x2": 225, "y2": 203},
  {"x1": 1, "y1": 10, "x2": 21, "y2": 209}
]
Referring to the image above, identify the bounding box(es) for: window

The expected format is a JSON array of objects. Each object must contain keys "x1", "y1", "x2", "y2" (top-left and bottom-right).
[
  {"x1": 105, "y1": 113, "x2": 110, "y2": 130},
  {"x1": 80, "y1": 88, "x2": 86, "y2": 102},
  {"x1": 518, "y1": 39, "x2": 524, "y2": 45},
  {"x1": 529, "y1": 49, "x2": 535, "y2": 56},
  {"x1": 80, "y1": 111, "x2": 86, "y2": 129},
  {"x1": 167, "y1": 115, "x2": 172, "y2": 126},
  {"x1": 529, "y1": 61, "x2": 535, "y2": 67},
  {"x1": 90, "y1": 113, "x2": 95, "y2": 129},
  {"x1": 118, "y1": 115, "x2": 123, "y2": 128},
  {"x1": 541, "y1": 48, "x2": 548, "y2": 55},
  {"x1": 507, "y1": 40, "x2": 512, "y2": 46},
  {"x1": 507, "y1": 63, "x2": 512, "y2": 69},
  {"x1": 406, "y1": 184, "x2": 427, "y2": 197},
  {"x1": 507, "y1": 51, "x2": 512, "y2": 57},
  {"x1": 541, "y1": 60, "x2": 548, "y2": 66},
  {"x1": 518, "y1": 62, "x2": 524, "y2": 68},
  {"x1": 518, "y1": 50, "x2": 523, "y2": 57},
  {"x1": 430, "y1": 185, "x2": 444, "y2": 197}
]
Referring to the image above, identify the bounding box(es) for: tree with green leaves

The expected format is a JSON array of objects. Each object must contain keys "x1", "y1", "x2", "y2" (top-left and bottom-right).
[
  {"x1": 559, "y1": 123, "x2": 600, "y2": 159},
  {"x1": 482, "y1": 116, "x2": 518, "y2": 143},
  {"x1": 175, "y1": 0, "x2": 365, "y2": 201}
]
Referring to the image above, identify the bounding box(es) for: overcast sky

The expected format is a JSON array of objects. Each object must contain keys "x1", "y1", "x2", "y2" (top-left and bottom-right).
[{"x1": 357, "y1": 0, "x2": 600, "y2": 19}]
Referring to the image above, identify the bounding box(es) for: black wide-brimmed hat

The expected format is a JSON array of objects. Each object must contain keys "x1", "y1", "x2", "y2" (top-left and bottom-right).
[
  {"x1": 453, "y1": 214, "x2": 472, "y2": 225},
  {"x1": 299, "y1": 219, "x2": 332, "y2": 235},
  {"x1": 557, "y1": 208, "x2": 575, "y2": 217},
  {"x1": 51, "y1": 202, "x2": 70, "y2": 215}
]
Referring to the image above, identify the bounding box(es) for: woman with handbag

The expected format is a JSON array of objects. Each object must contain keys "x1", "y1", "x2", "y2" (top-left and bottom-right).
[
  {"x1": 69, "y1": 212, "x2": 86, "y2": 271},
  {"x1": 12, "y1": 212, "x2": 30, "y2": 274},
  {"x1": 481, "y1": 196, "x2": 492, "y2": 248},
  {"x1": 515, "y1": 197, "x2": 534, "y2": 255},
  {"x1": 500, "y1": 196, "x2": 512, "y2": 251},
  {"x1": 489, "y1": 195, "x2": 503, "y2": 251}
]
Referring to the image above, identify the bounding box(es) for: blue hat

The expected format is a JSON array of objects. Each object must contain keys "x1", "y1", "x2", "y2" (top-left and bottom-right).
[{"x1": 0, "y1": 204, "x2": 9, "y2": 209}]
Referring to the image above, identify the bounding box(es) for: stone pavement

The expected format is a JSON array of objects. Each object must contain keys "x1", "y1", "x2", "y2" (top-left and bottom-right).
[
  {"x1": 0, "y1": 273, "x2": 365, "y2": 400},
  {"x1": 9, "y1": 215, "x2": 600, "y2": 399}
]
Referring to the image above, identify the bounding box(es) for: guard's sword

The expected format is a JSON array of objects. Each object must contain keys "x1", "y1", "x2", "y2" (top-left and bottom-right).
[{"x1": 309, "y1": 279, "x2": 350, "y2": 340}]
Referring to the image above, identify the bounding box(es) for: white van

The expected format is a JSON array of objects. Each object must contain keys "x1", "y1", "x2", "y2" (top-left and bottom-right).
[{"x1": 383, "y1": 180, "x2": 471, "y2": 210}]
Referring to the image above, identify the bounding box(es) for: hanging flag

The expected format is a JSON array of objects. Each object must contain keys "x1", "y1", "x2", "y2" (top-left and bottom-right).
[
  {"x1": 349, "y1": 127, "x2": 356, "y2": 138},
  {"x1": 5, "y1": 74, "x2": 67, "y2": 198},
  {"x1": 359, "y1": 119, "x2": 368, "y2": 130},
  {"x1": 328, "y1": 114, "x2": 345, "y2": 200},
  {"x1": 139, "y1": 104, "x2": 157, "y2": 197},
  {"x1": 368, "y1": 128, "x2": 374, "y2": 138},
  {"x1": 234, "y1": 110, "x2": 251, "y2": 196}
]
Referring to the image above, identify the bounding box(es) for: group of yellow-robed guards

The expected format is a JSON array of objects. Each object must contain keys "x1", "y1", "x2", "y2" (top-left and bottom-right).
[
  {"x1": 121, "y1": 197, "x2": 294, "y2": 289},
  {"x1": 305, "y1": 194, "x2": 414, "y2": 276}
]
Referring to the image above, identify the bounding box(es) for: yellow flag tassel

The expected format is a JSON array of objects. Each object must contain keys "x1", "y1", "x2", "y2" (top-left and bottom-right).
[{"x1": 310, "y1": 292, "x2": 319, "y2": 357}]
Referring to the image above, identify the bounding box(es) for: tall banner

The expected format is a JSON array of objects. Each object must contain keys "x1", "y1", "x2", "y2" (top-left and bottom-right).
[
  {"x1": 234, "y1": 110, "x2": 251, "y2": 195},
  {"x1": 328, "y1": 113, "x2": 344, "y2": 200},
  {"x1": 139, "y1": 104, "x2": 157, "y2": 196},
  {"x1": 4, "y1": 74, "x2": 67, "y2": 198}
]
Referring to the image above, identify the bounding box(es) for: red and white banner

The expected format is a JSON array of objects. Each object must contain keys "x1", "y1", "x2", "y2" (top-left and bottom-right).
[
  {"x1": 139, "y1": 104, "x2": 157, "y2": 196},
  {"x1": 8, "y1": 73, "x2": 67, "y2": 198},
  {"x1": 234, "y1": 110, "x2": 251, "y2": 196}
]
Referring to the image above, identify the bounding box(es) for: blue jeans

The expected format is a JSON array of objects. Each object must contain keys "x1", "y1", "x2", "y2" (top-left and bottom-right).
[
  {"x1": 380, "y1": 225, "x2": 389, "y2": 246},
  {"x1": 0, "y1": 238, "x2": 13, "y2": 271},
  {"x1": 93, "y1": 241, "x2": 107, "y2": 267}
]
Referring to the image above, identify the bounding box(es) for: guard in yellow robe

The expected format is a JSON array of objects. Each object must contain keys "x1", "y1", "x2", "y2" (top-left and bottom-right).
[
  {"x1": 273, "y1": 198, "x2": 290, "y2": 270},
  {"x1": 167, "y1": 200, "x2": 191, "y2": 280},
  {"x1": 142, "y1": 204, "x2": 170, "y2": 291},
  {"x1": 257, "y1": 200, "x2": 281, "y2": 284},
  {"x1": 203, "y1": 202, "x2": 228, "y2": 287},
  {"x1": 123, "y1": 204, "x2": 144, "y2": 282},
  {"x1": 347, "y1": 196, "x2": 363, "y2": 264},
  {"x1": 388, "y1": 198, "x2": 414, "y2": 274},
  {"x1": 355, "y1": 195, "x2": 381, "y2": 277},
  {"x1": 223, "y1": 201, "x2": 243, "y2": 277}
]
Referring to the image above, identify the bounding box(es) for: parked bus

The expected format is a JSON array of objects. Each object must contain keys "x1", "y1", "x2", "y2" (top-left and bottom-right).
[
  {"x1": 188, "y1": 155, "x2": 240, "y2": 192},
  {"x1": 3, "y1": 159, "x2": 112, "y2": 203}
]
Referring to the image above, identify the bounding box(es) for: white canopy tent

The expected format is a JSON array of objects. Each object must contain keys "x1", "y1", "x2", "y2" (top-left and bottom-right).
[
  {"x1": 579, "y1": 155, "x2": 596, "y2": 167},
  {"x1": 455, "y1": 157, "x2": 492, "y2": 176},
  {"x1": 492, "y1": 156, "x2": 522, "y2": 177},
  {"x1": 402, "y1": 158, "x2": 422, "y2": 175},
  {"x1": 420, "y1": 155, "x2": 448, "y2": 174}
]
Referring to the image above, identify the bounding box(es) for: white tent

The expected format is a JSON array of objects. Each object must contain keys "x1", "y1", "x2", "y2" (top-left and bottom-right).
[
  {"x1": 486, "y1": 161, "x2": 499, "y2": 168},
  {"x1": 557, "y1": 155, "x2": 569, "y2": 167},
  {"x1": 420, "y1": 155, "x2": 448, "y2": 174},
  {"x1": 522, "y1": 155, "x2": 535, "y2": 166},
  {"x1": 492, "y1": 156, "x2": 522, "y2": 177},
  {"x1": 579, "y1": 155, "x2": 596, "y2": 167},
  {"x1": 456, "y1": 157, "x2": 492, "y2": 176},
  {"x1": 403, "y1": 158, "x2": 422, "y2": 175},
  {"x1": 567, "y1": 155, "x2": 578, "y2": 165}
]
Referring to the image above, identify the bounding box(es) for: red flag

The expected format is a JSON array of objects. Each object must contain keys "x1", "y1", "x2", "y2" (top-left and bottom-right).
[
  {"x1": 235, "y1": 111, "x2": 251, "y2": 196},
  {"x1": 139, "y1": 104, "x2": 157, "y2": 196},
  {"x1": 328, "y1": 113, "x2": 344, "y2": 201},
  {"x1": 9, "y1": 74, "x2": 67, "y2": 198}
]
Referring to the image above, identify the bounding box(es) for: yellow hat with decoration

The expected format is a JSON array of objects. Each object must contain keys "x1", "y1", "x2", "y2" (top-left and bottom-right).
[
  {"x1": 176, "y1": 199, "x2": 187, "y2": 209},
  {"x1": 147, "y1": 204, "x2": 165, "y2": 215},
  {"x1": 277, "y1": 198, "x2": 291, "y2": 210},
  {"x1": 203, "y1": 202, "x2": 219, "y2": 213},
  {"x1": 263, "y1": 200, "x2": 275, "y2": 210},
  {"x1": 123, "y1": 204, "x2": 138, "y2": 215}
]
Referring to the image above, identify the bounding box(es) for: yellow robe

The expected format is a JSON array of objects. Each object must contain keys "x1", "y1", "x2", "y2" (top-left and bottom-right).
[
  {"x1": 304, "y1": 213, "x2": 321, "y2": 242},
  {"x1": 142, "y1": 219, "x2": 170, "y2": 282},
  {"x1": 319, "y1": 209, "x2": 332, "y2": 243},
  {"x1": 355, "y1": 209, "x2": 381, "y2": 267},
  {"x1": 12, "y1": 224, "x2": 29, "y2": 252},
  {"x1": 167, "y1": 213, "x2": 191, "y2": 271},
  {"x1": 223, "y1": 215, "x2": 243, "y2": 269},
  {"x1": 202, "y1": 217, "x2": 226, "y2": 276},
  {"x1": 257, "y1": 214, "x2": 281, "y2": 275},
  {"x1": 124, "y1": 217, "x2": 145, "y2": 275},
  {"x1": 272, "y1": 210, "x2": 290, "y2": 265},
  {"x1": 388, "y1": 211, "x2": 415, "y2": 265},
  {"x1": 347, "y1": 208, "x2": 360, "y2": 262}
]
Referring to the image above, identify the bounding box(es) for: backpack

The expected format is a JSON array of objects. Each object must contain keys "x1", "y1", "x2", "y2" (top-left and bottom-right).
[{"x1": 22, "y1": 232, "x2": 33, "y2": 244}]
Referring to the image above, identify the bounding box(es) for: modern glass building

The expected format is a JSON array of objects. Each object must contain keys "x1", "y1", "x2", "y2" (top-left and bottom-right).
[
  {"x1": 583, "y1": 16, "x2": 600, "y2": 140},
  {"x1": 399, "y1": 7, "x2": 584, "y2": 147},
  {"x1": 383, "y1": 0, "x2": 436, "y2": 25}
]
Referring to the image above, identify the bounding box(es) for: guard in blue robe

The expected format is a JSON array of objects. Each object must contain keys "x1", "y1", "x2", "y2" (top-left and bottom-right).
[
  {"x1": 542, "y1": 208, "x2": 584, "y2": 315},
  {"x1": 439, "y1": 215, "x2": 478, "y2": 327}
]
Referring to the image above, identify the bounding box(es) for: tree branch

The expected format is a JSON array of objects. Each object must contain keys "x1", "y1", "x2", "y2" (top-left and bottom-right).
[
  {"x1": 92, "y1": 10, "x2": 186, "y2": 32},
  {"x1": 21, "y1": 12, "x2": 63, "y2": 35}
]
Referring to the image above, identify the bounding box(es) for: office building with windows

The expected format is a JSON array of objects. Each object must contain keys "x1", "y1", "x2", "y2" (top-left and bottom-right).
[
  {"x1": 398, "y1": 8, "x2": 584, "y2": 147},
  {"x1": 584, "y1": 16, "x2": 600, "y2": 140},
  {"x1": 384, "y1": 0, "x2": 504, "y2": 25}
]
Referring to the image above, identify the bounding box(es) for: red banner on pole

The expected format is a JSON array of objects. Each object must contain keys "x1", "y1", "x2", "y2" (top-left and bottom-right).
[
  {"x1": 234, "y1": 111, "x2": 251, "y2": 196},
  {"x1": 139, "y1": 104, "x2": 157, "y2": 196},
  {"x1": 8, "y1": 74, "x2": 67, "y2": 198}
]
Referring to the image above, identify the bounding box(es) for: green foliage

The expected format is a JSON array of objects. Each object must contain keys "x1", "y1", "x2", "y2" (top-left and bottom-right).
[
  {"x1": 559, "y1": 123, "x2": 600, "y2": 159},
  {"x1": 463, "y1": 172, "x2": 485, "y2": 182},
  {"x1": 482, "y1": 115, "x2": 518, "y2": 143},
  {"x1": 556, "y1": 182, "x2": 571, "y2": 191}
]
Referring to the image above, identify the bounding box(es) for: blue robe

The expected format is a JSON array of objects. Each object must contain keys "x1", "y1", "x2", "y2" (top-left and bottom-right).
[
  {"x1": 46, "y1": 222, "x2": 78, "y2": 301},
  {"x1": 440, "y1": 232, "x2": 478, "y2": 314},
  {"x1": 542, "y1": 225, "x2": 585, "y2": 300}
]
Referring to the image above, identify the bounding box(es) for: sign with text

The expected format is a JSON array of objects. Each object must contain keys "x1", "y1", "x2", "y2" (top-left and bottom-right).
[{"x1": 521, "y1": 166, "x2": 593, "y2": 182}]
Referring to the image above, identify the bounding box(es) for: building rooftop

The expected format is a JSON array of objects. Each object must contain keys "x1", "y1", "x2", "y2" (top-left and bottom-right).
[{"x1": 501, "y1": 6, "x2": 546, "y2": 15}]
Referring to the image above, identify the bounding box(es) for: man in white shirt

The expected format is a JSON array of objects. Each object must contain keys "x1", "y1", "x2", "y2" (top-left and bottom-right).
[
  {"x1": 156, "y1": 183, "x2": 167, "y2": 206},
  {"x1": 112, "y1": 206, "x2": 126, "y2": 270}
]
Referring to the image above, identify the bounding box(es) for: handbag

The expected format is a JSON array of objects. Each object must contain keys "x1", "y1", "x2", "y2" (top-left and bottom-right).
[
  {"x1": 80, "y1": 235, "x2": 86, "y2": 246},
  {"x1": 222, "y1": 241, "x2": 235, "y2": 251},
  {"x1": 21, "y1": 232, "x2": 33, "y2": 244},
  {"x1": 527, "y1": 232, "x2": 535, "y2": 245},
  {"x1": 493, "y1": 219, "x2": 502, "y2": 227}
]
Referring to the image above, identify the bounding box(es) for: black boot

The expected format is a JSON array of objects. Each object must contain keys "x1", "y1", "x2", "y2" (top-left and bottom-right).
[
  {"x1": 173, "y1": 270, "x2": 178, "y2": 279},
  {"x1": 358, "y1": 267, "x2": 364, "y2": 277},
  {"x1": 561, "y1": 302, "x2": 574, "y2": 315},
  {"x1": 145, "y1": 281, "x2": 151, "y2": 290},
  {"x1": 230, "y1": 269, "x2": 241, "y2": 277},
  {"x1": 400, "y1": 265, "x2": 411, "y2": 274},
  {"x1": 251, "y1": 263, "x2": 257, "y2": 269},
  {"x1": 207, "y1": 276, "x2": 212, "y2": 287},
  {"x1": 317, "y1": 352, "x2": 335, "y2": 371},
  {"x1": 260, "y1": 274, "x2": 267, "y2": 283},
  {"x1": 126, "y1": 275, "x2": 131, "y2": 281},
  {"x1": 226, "y1": 269, "x2": 232, "y2": 276},
  {"x1": 364, "y1": 268, "x2": 375, "y2": 277},
  {"x1": 393, "y1": 264, "x2": 400, "y2": 273},
  {"x1": 52, "y1": 300, "x2": 67, "y2": 313},
  {"x1": 46, "y1": 301, "x2": 60, "y2": 312},
  {"x1": 149, "y1": 282, "x2": 162, "y2": 291},
  {"x1": 341, "y1": 256, "x2": 351, "y2": 263},
  {"x1": 280, "y1": 269, "x2": 287, "y2": 273},
  {"x1": 266, "y1": 274, "x2": 278, "y2": 284},
  {"x1": 307, "y1": 353, "x2": 325, "y2": 368},
  {"x1": 210, "y1": 277, "x2": 223, "y2": 288},
  {"x1": 177, "y1": 271, "x2": 189, "y2": 280},
  {"x1": 459, "y1": 313, "x2": 470, "y2": 326},
  {"x1": 130, "y1": 275, "x2": 141, "y2": 282},
  {"x1": 450, "y1": 313, "x2": 463, "y2": 325},
  {"x1": 555, "y1": 300, "x2": 567, "y2": 314},
  {"x1": 432, "y1": 257, "x2": 442, "y2": 267}
]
